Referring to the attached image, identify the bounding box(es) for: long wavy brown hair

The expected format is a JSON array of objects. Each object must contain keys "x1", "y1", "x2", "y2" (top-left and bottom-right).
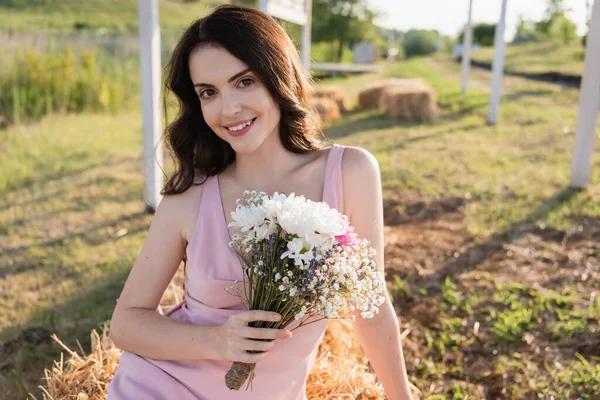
[{"x1": 161, "y1": 5, "x2": 326, "y2": 195}]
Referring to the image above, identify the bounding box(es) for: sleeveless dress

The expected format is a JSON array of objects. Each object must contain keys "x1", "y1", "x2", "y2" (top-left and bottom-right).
[{"x1": 107, "y1": 144, "x2": 345, "y2": 400}]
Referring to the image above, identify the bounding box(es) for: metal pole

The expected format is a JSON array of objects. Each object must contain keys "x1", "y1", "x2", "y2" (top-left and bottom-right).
[
  {"x1": 138, "y1": 0, "x2": 163, "y2": 213},
  {"x1": 487, "y1": 0, "x2": 508, "y2": 125},
  {"x1": 571, "y1": 0, "x2": 600, "y2": 188},
  {"x1": 461, "y1": 0, "x2": 474, "y2": 95}
]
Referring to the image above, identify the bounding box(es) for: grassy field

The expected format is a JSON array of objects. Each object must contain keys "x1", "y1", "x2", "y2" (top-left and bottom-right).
[
  {"x1": 469, "y1": 40, "x2": 586, "y2": 76},
  {"x1": 1, "y1": 55, "x2": 600, "y2": 399},
  {"x1": 0, "y1": 0, "x2": 221, "y2": 33}
]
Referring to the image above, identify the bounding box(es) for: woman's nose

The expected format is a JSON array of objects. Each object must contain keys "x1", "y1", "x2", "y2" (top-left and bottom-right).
[{"x1": 221, "y1": 94, "x2": 242, "y2": 117}]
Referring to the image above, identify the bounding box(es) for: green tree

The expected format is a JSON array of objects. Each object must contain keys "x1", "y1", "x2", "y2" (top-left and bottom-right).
[
  {"x1": 312, "y1": 0, "x2": 377, "y2": 62},
  {"x1": 513, "y1": 15, "x2": 538, "y2": 43},
  {"x1": 534, "y1": 0, "x2": 577, "y2": 43},
  {"x1": 458, "y1": 23, "x2": 496, "y2": 46},
  {"x1": 403, "y1": 29, "x2": 440, "y2": 57}
]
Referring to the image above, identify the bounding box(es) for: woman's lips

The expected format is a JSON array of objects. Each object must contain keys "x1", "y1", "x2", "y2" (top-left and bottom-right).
[{"x1": 226, "y1": 118, "x2": 256, "y2": 137}]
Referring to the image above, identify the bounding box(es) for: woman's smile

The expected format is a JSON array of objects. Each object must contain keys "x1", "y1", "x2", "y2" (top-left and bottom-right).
[{"x1": 224, "y1": 117, "x2": 256, "y2": 137}]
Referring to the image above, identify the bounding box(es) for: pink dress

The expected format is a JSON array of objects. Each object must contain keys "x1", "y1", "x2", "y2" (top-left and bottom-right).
[{"x1": 107, "y1": 144, "x2": 346, "y2": 400}]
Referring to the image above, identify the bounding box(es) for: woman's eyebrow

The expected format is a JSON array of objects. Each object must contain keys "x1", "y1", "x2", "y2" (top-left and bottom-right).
[{"x1": 193, "y1": 67, "x2": 252, "y2": 88}]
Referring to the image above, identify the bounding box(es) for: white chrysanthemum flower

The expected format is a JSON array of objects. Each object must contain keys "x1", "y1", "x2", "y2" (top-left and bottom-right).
[
  {"x1": 229, "y1": 204, "x2": 267, "y2": 232},
  {"x1": 280, "y1": 237, "x2": 305, "y2": 262}
]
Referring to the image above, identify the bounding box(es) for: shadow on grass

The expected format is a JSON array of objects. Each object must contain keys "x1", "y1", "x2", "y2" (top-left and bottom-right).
[
  {"x1": 506, "y1": 89, "x2": 555, "y2": 101},
  {"x1": 1, "y1": 267, "x2": 131, "y2": 399},
  {"x1": 1, "y1": 208, "x2": 150, "y2": 279},
  {"x1": 324, "y1": 108, "x2": 397, "y2": 139},
  {"x1": 390, "y1": 187, "x2": 584, "y2": 295},
  {"x1": 0, "y1": 180, "x2": 143, "y2": 239},
  {"x1": 0, "y1": 155, "x2": 141, "y2": 207}
]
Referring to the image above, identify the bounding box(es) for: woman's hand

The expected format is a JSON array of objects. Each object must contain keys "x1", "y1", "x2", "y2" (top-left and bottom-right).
[{"x1": 214, "y1": 310, "x2": 292, "y2": 363}]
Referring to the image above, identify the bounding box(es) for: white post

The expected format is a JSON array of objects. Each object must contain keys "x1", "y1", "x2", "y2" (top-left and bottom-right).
[
  {"x1": 487, "y1": 0, "x2": 508, "y2": 125},
  {"x1": 571, "y1": 0, "x2": 600, "y2": 188},
  {"x1": 260, "y1": 0, "x2": 310, "y2": 74},
  {"x1": 138, "y1": 0, "x2": 163, "y2": 213},
  {"x1": 461, "y1": 0, "x2": 474, "y2": 95},
  {"x1": 301, "y1": 0, "x2": 312, "y2": 76}
]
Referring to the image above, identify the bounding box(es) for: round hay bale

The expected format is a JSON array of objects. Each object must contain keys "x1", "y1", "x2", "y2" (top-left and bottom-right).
[
  {"x1": 358, "y1": 79, "x2": 426, "y2": 110},
  {"x1": 314, "y1": 85, "x2": 349, "y2": 113},
  {"x1": 379, "y1": 84, "x2": 438, "y2": 122},
  {"x1": 311, "y1": 97, "x2": 341, "y2": 125}
]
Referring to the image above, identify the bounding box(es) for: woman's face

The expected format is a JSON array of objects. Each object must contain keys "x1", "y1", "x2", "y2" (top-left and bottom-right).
[{"x1": 189, "y1": 45, "x2": 282, "y2": 153}]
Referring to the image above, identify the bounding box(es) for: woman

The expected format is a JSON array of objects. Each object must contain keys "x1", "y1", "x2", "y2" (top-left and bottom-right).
[{"x1": 107, "y1": 5, "x2": 413, "y2": 399}]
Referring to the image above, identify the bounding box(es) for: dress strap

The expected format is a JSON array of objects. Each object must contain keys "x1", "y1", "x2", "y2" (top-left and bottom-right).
[
  {"x1": 186, "y1": 175, "x2": 218, "y2": 256},
  {"x1": 323, "y1": 144, "x2": 345, "y2": 214}
]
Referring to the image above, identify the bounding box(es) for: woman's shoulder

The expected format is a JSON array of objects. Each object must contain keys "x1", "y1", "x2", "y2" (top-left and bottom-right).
[
  {"x1": 339, "y1": 146, "x2": 381, "y2": 216},
  {"x1": 339, "y1": 145, "x2": 379, "y2": 178},
  {"x1": 159, "y1": 171, "x2": 208, "y2": 244}
]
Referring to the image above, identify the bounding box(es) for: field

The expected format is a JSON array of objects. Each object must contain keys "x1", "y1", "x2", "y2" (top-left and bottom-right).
[
  {"x1": 469, "y1": 40, "x2": 585, "y2": 77},
  {"x1": 0, "y1": 0, "x2": 220, "y2": 33},
  {"x1": 2, "y1": 27, "x2": 600, "y2": 400}
]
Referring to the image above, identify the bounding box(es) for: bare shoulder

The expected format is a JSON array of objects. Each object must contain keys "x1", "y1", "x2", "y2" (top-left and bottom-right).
[
  {"x1": 158, "y1": 175, "x2": 205, "y2": 244},
  {"x1": 340, "y1": 146, "x2": 382, "y2": 219},
  {"x1": 341, "y1": 145, "x2": 381, "y2": 181}
]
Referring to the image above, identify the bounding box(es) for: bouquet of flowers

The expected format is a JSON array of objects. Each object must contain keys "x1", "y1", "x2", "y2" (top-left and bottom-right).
[{"x1": 223, "y1": 190, "x2": 386, "y2": 391}]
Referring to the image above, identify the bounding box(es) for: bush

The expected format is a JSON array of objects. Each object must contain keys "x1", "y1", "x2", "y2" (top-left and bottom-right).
[{"x1": 0, "y1": 47, "x2": 134, "y2": 123}]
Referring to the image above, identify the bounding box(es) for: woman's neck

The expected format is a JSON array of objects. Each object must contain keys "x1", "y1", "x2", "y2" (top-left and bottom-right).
[{"x1": 228, "y1": 135, "x2": 304, "y2": 189}]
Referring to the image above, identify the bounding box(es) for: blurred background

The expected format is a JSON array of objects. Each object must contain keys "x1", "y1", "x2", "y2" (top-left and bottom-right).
[{"x1": 1, "y1": 0, "x2": 599, "y2": 399}]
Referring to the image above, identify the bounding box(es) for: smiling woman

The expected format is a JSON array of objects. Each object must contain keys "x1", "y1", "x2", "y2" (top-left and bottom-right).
[
  {"x1": 160, "y1": 5, "x2": 323, "y2": 195},
  {"x1": 105, "y1": 4, "x2": 413, "y2": 400}
]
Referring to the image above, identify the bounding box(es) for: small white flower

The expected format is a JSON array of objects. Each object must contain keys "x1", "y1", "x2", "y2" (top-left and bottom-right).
[{"x1": 279, "y1": 285, "x2": 285, "y2": 291}]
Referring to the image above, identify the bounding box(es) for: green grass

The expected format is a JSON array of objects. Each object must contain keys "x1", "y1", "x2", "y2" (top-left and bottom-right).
[
  {"x1": 469, "y1": 40, "x2": 586, "y2": 76},
  {"x1": 1, "y1": 55, "x2": 600, "y2": 398},
  {"x1": 0, "y1": 0, "x2": 221, "y2": 33}
]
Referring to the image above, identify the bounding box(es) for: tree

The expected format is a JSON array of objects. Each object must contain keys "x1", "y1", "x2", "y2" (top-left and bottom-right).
[
  {"x1": 403, "y1": 29, "x2": 440, "y2": 57},
  {"x1": 513, "y1": 15, "x2": 538, "y2": 43},
  {"x1": 312, "y1": 0, "x2": 377, "y2": 63},
  {"x1": 534, "y1": 0, "x2": 577, "y2": 43},
  {"x1": 458, "y1": 23, "x2": 496, "y2": 46}
]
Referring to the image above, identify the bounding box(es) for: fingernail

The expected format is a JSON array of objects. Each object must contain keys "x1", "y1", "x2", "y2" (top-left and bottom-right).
[{"x1": 274, "y1": 314, "x2": 281, "y2": 320}]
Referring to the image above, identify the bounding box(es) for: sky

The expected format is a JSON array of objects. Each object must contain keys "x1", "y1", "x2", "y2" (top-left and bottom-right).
[{"x1": 367, "y1": 0, "x2": 592, "y2": 40}]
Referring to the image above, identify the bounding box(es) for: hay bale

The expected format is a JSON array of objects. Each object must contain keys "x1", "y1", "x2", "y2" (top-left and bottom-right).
[
  {"x1": 36, "y1": 319, "x2": 421, "y2": 399},
  {"x1": 314, "y1": 85, "x2": 349, "y2": 113},
  {"x1": 358, "y1": 79, "x2": 426, "y2": 110},
  {"x1": 379, "y1": 84, "x2": 438, "y2": 122},
  {"x1": 311, "y1": 97, "x2": 341, "y2": 125},
  {"x1": 34, "y1": 271, "x2": 422, "y2": 399},
  {"x1": 34, "y1": 321, "x2": 383, "y2": 399}
]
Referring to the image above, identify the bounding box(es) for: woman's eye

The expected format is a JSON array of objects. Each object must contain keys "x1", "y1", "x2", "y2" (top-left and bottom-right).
[
  {"x1": 239, "y1": 78, "x2": 254, "y2": 88},
  {"x1": 199, "y1": 89, "x2": 215, "y2": 100}
]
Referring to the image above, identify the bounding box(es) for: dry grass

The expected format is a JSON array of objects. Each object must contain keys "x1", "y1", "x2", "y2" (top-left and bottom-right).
[{"x1": 34, "y1": 279, "x2": 421, "y2": 399}]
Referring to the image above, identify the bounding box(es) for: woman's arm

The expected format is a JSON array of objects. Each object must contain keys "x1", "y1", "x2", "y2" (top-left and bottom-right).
[
  {"x1": 342, "y1": 146, "x2": 415, "y2": 400},
  {"x1": 109, "y1": 186, "x2": 220, "y2": 361}
]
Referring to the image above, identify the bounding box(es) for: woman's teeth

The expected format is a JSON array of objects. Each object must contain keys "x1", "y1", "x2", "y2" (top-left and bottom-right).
[{"x1": 228, "y1": 119, "x2": 253, "y2": 132}]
